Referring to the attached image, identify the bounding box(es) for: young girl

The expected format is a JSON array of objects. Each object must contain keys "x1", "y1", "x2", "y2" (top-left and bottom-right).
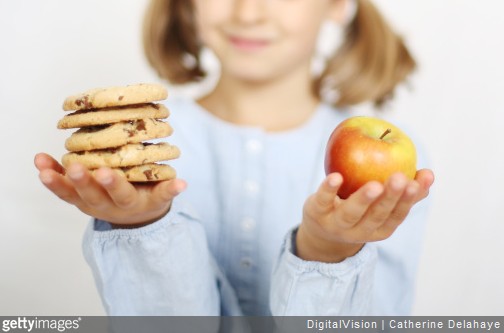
[{"x1": 35, "y1": 0, "x2": 434, "y2": 316}]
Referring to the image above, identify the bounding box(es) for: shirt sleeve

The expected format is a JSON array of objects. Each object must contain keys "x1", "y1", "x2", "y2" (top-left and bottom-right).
[
  {"x1": 82, "y1": 199, "x2": 220, "y2": 315},
  {"x1": 270, "y1": 228, "x2": 378, "y2": 316}
]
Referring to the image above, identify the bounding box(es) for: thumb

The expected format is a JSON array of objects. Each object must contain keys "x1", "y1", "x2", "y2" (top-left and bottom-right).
[{"x1": 309, "y1": 173, "x2": 343, "y2": 214}]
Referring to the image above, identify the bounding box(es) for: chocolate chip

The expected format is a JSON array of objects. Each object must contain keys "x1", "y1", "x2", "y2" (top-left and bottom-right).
[
  {"x1": 136, "y1": 120, "x2": 146, "y2": 131},
  {"x1": 76, "y1": 95, "x2": 93, "y2": 109},
  {"x1": 123, "y1": 129, "x2": 136, "y2": 137},
  {"x1": 118, "y1": 96, "x2": 124, "y2": 101},
  {"x1": 143, "y1": 170, "x2": 153, "y2": 181}
]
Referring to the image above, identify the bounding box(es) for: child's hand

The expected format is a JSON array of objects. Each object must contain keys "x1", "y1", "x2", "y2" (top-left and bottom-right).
[
  {"x1": 297, "y1": 170, "x2": 434, "y2": 263},
  {"x1": 34, "y1": 153, "x2": 187, "y2": 227}
]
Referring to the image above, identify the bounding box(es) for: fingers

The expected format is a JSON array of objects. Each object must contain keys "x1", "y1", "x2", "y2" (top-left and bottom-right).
[
  {"x1": 151, "y1": 178, "x2": 187, "y2": 207},
  {"x1": 336, "y1": 181, "x2": 384, "y2": 226},
  {"x1": 310, "y1": 173, "x2": 343, "y2": 215},
  {"x1": 377, "y1": 180, "x2": 420, "y2": 236},
  {"x1": 304, "y1": 170, "x2": 434, "y2": 246},
  {"x1": 362, "y1": 173, "x2": 408, "y2": 223},
  {"x1": 356, "y1": 171, "x2": 432, "y2": 240},
  {"x1": 414, "y1": 169, "x2": 435, "y2": 202},
  {"x1": 94, "y1": 168, "x2": 139, "y2": 209},
  {"x1": 36, "y1": 153, "x2": 81, "y2": 205},
  {"x1": 36, "y1": 154, "x2": 191, "y2": 225},
  {"x1": 34, "y1": 153, "x2": 66, "y2": 174},
  {"x1": 38, "y1": 168, "x2": 83, "y2": 206},
  {"x1": 66, "y1": 163, "x2": 112, "y2": 211}
]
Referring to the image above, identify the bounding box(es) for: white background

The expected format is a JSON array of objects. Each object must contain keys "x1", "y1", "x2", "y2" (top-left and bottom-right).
[{"x1": 1, "y1": 0, "x2": 503, "y2": 315}]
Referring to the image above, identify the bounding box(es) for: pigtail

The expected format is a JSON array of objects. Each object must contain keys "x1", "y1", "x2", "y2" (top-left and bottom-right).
[
  {"x1": 317, "y1": 0, "x2": 417, "y2": 108},
  {"x1": 143, "y1": 0, "x2": 205, "y2": 83}
]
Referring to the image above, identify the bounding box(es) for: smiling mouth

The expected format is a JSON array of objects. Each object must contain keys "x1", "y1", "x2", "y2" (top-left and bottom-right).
[{"x1": 229, "y1": 36, "x2": 270, "y2": 51}]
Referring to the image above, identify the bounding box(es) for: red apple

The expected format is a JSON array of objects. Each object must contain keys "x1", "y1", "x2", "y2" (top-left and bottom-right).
[{"x1": 324, "y1": 116, "x2": 417, "y2": 199}]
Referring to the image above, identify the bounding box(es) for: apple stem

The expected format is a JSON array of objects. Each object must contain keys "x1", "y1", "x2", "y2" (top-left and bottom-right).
[{"x1": 380, "y1": 129, "x2": 392, "y2": 140}]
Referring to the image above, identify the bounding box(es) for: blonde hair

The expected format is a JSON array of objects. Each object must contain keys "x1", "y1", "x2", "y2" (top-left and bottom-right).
[{"x1": 143, "y1": 0, "x2": 416, "y2": 108}]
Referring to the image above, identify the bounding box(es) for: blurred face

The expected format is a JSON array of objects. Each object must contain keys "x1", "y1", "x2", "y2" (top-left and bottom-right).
[{"x1": 193, "y1": 0, "x2": 345, "y2": 83}]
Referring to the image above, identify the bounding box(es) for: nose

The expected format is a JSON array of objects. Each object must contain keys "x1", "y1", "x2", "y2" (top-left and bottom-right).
[{"x1": 232, "y1": 0, "x2": 268, "y2": 25}]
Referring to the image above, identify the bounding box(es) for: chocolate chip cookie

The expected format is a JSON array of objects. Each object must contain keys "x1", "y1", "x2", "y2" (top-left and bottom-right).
[
  {"x1": 57, "y1": 104, "x2": 169, "y2": 129},
  {"x1": 62, "y1": 143, "x2": 180, "y2": 169},
  {"x1": 62, "y1": 83, "x2": 168, "y2": 111},
  {"x1": 65, "y1": 119, "x2": 173, "y2": 152}
]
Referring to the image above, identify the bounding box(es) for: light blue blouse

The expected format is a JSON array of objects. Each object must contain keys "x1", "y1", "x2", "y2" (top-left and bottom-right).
[{"x1": 83, "y1": 98, "x2": 429, "y2": 316}]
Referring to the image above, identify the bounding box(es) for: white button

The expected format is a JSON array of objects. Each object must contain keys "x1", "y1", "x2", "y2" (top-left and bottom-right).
[
  {"x1": 245, "y1": 139, "x2": 263, "y2": 154},
  {"x1": 240, "y1": 257, "x2": 253, "y2": 269},
  {"x1": 244, "y1": 181, "x2": 259, "y2": 195},
  {"x1": 241, "y1": 218, "x2": 256, "y2": 231}
]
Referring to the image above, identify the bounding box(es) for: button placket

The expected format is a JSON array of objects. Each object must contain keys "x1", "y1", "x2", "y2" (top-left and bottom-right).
[{"x1": 233, "y1": 135, "x2": 264, "y2": 306}]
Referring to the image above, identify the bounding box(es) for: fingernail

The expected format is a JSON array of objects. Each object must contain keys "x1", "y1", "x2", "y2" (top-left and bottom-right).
[
  {"x1": 68, "y1": 169, "x2": 83, "y2": 180},
  {"x1": 366, "y1": 187, "x2": 382, "y2": 199},
  {"x1": 175, "y1": 183, "x2": 187, "y2": 194},
  {"x1": 406, "y1": 183, "x2": 419, "y2": 196},
  {"x1": 40, "y1": 174, "x2": 52, "y2": 185},
  {"x1": 391, "y1": 177, "x2": 406, "y2": 191},
  {"x1": 328, "y1": 176, "x2": 340, "y2": 188},
  {"x1": 98, "y1": 176, "x2": 113, "y2": 186}
]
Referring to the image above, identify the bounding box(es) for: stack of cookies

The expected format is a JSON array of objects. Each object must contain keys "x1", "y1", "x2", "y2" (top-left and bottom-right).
[{"x1": 57, "y1": 83, "x2": 180, "y2": 182}]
